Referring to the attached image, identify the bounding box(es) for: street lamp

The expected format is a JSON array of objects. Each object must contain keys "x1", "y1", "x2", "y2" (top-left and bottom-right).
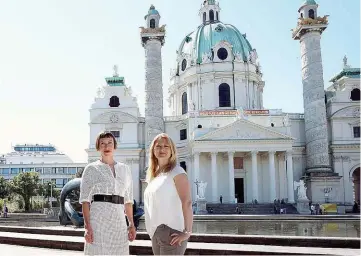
[{"x1": 49, "y1": 182, "x2": 53, "y2": 209}]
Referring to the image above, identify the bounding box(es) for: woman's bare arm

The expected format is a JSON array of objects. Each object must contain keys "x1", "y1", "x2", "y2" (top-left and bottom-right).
[{"x1": 174, "y1": 174, "x2": 193, "y2": 234}]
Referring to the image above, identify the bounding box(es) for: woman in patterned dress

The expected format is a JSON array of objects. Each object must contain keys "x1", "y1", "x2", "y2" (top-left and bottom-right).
[{"x1": 79, "y1": 131, "x2": 136, "y2": 255}]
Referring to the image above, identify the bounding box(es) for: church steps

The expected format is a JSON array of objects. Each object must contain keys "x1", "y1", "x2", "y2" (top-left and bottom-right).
[
  {"x1": 0, "y1": 231, "x2": 359, "y2": 255},
  {"x1": 0, "y1": 226, "x2": 359, "y2": 249}
]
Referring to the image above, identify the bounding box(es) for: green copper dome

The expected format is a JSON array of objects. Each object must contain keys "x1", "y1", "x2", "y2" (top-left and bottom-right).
[
  {"x1": 178, "y1": 22, "x2": 253, "y2": 64},
  {"x1": 144, "y1": 5, "x2": 159, "y2": 20},
  {"x1": 303, "y1": 0, "x2": 317, "y2": 5}
]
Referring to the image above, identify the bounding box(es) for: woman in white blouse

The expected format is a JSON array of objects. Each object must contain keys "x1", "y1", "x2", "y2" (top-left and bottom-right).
[
  {"x1": 144, "y1": 133, "x2": 193, "y2": 255},
  {"x1": 79, "y1": 131, "x2": 136, "y2": 255}
]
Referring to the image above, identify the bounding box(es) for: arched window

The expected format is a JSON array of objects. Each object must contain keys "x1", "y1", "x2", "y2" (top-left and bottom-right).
[
  {"x1": 216, "y1": 11, "x2": 219, "y2": 20},
  {"x1": 351, "y1": 88, "x2": 361, "y2": 101},
  {"x1": 209, "y1": 10, "x2": 214, "y2": 21},
  {"x1": 308, "y1": 9, "x2": 315, "y2": 19},
  {"x1": 203, "y1": 12, "x2": 206, "y2": 23},
  {"x1": 219, "y1": 83, "x2": 231, "y2": 107},
  {"x1": 109, "y1": 96, "x2": 120, "y2": 107},
  {"x1": 300, "y1": 13, "x2": 304, "y2": 18},
  {"x1": 150, "y1": 19, "x2": 155, "y2": 28},
  {"x1": 182, "y1": 92, "x2": 188, "y2": 114}
]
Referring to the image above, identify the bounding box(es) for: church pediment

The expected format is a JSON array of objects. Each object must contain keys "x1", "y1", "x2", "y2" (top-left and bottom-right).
[
  {"x1": 331, "y1": 106, "x2": 360, "y2": 118},
  {"x1": 196, "y1": 119, "x2": 293, "y2": 141},
  {"x1": 92, "y1": 111, "x2": 138, "y2": 124}
]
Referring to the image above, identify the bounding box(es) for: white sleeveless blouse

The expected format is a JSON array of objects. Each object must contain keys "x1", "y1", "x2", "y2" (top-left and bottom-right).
[{"x1": 143, "y1": 165, "x2": 186, "y2": 238}]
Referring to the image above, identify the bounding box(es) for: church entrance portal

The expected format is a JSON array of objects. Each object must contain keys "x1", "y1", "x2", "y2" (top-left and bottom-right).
[{"x1": 235, "y1": 178, "x2": 244, "y2": 203}]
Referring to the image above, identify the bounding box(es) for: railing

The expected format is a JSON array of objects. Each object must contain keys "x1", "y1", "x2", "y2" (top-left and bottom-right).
[
  {"x1": 288, "y1": 113, "x2": 305, "y2": 119},
  {"x1": 164, "y1": 114, "x2": 189, "y2": 122}
]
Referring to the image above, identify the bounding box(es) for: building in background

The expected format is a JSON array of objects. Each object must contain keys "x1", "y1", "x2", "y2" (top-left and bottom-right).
[
  {"x1": 0, "y1": 144, "x2": 86, "y2": 190},
  {"x1": 87, "y1": 0, "x2": 360, "y2": 208}
]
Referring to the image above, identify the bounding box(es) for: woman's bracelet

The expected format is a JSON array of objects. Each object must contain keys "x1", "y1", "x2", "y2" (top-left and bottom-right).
[{"x1": 183, "y1": 229, "x2": 192, "y2": 235}]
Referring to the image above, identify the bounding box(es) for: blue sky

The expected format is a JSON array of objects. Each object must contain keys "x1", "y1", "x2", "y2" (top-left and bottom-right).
[{"x1": 0, "y1": 0, "x2": 359, "y2": 162}]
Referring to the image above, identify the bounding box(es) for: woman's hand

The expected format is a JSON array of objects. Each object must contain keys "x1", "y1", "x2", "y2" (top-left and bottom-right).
[
  {"x1": 84, "y1": 225, "x2": 94, "y2": 244},
  {"x1": 128, "y1": 226, "x2": 137, "y2": 242},
  {"x1": 170, "y1": 232, "x2": 190, "y2": 246}
]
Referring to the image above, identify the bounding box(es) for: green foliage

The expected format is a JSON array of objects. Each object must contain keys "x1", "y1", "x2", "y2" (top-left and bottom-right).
[
  {"x1": 0, "y1": 176, "x2": 12, "y2": 199},
  {"x1": 10, "y1": 172, "x2": 42, "y2": 212},
  {"x1": 40, "y1": 182, "x2": 60, "y2": 199}
]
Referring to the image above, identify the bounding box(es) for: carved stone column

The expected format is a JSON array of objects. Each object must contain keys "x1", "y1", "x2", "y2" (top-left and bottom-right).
[
  {"x1": 293, "y1": 12, "x2": 331, "y2": 173},
  {"x1": 228, "y1": 151, "x2": 235, "y2": 203},
  {"x1": 141, "y1": 29, "x2": 165, "y2": 150},
  {"x1": 251, "y1": 151, "x2": 259, "y2": 201},
  {"x1": 211, "y1": 152, "x2": 218, "y2": 202},
  {"x1": 269, "y1": 151, "x2": 276, "y2": 202},
  {"x1": 286, "y1": 151, "x2": 295, "y2": 203}
]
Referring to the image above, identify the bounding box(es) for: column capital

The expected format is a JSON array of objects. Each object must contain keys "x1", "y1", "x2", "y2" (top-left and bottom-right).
[
  {"x1": 210, "y1": 151, "x2": 218, "y2": 157},
  {"x1": 251, "y1": 150, "x2": 258, "y2": 156},
  {"x1": 193, "y1": 151, "x2": 201, "y2": 156},
  {"x1": 227, "y1": 151, "x2": 235, "y2": 156}
]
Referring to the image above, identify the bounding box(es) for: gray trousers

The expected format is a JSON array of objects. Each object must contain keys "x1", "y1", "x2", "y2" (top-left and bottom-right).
[{"x1": 151, "y1": 224, "x2": 188, "y2": 255}]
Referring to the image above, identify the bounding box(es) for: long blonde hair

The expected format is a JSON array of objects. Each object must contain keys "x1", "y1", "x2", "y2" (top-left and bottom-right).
[{"x1": 146, "y1": 133, "x2": 177, "y2": 182}]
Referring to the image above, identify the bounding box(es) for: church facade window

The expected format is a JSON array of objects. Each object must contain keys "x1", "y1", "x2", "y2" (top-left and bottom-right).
[
  {"x1": 109, "y1": 130, "x2": 120, "y2": 139},
  {"x1": 150, "y1": 19, "x2": 155, "y2": 28},
  {"x1": 181, "y1": 59, "x2": 187, "y2": 71},
  {"x1": 216, "y1": 11, "x2": 219, "y2": 20},
  {"x1": 180, "y1": 129, "x2": 187, "y2": 140},
  {"x1": 308, "y1": 9, "x2": 315, "y2": 19},
  {"x1": 353, "y1": 126, "x2": 360, "y2": 138},
  {"x1": 180, "y1": 161, "x2": 187, "y2": 172},
  {"x1": 219, "y1": 83, "x2": 231, "y2": 107},
  {"x1": 181, "y1": 92, "x2": 188, "y2": 114},
  {"x1": 109, "y1": 96, "x2": 120, "y2": 107},
  {"x1": 217, "y1": 47, "x2": 228, "y2": 60},
  {"x1": 209, "y1": 10, "x2": 214, "y2": 21},
  {"x1": 203, "y1": 12, "x2": 206, "y2": 23},
  {"x1": 351, "y1": 88, "x2": 360, "y2": 101}
]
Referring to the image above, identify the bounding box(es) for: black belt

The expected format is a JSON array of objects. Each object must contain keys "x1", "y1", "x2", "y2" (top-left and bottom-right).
[{"x1": 93, "y1": 194, "x2": 124, "y2": 204}]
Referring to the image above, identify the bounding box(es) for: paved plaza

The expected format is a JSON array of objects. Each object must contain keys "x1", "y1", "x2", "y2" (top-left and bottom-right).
[{"x1": 0, "y1": 244, "x2": 83, "y2": 256}]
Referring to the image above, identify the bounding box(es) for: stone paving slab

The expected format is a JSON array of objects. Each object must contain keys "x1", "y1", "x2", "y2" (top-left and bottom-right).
[
  {"x1": 0, "y1": 244, "x2": 83, "y2": 256},
  {"x1": 0, "y1": 225, "x2": 359, "y2": 249},
  {"x1": 0, "y1": 231, "x2": 359, "y2": 255}
]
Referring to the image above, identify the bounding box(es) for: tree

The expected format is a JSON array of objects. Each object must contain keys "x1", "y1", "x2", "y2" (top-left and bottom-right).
[
  {"x1": 0, "y1": 176, "x2": 11, "y2": 199},
  {"x1": 10, "y1": 172, "x2": 42, "y2": 212}
]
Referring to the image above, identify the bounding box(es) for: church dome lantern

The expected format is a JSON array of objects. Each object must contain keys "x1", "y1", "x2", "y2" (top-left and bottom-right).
[
  {"x1": 199, "y1": 0, "x2": 221, "y2": 24},
  {"x1": 144, "y1": 4, "x2": 161, "y2": 29},
  {"x1": 298, "y1": 0, "x2": 318, "y2": 19}
]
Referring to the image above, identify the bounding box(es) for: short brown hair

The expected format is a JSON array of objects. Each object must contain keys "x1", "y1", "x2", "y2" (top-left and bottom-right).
[{"x1": 95, "y1": 131, "x2": 117, "y2": 150}]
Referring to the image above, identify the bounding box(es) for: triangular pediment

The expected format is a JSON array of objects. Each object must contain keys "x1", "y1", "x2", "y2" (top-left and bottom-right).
[{"x1": 196, "y1": 119, "x2": 294, "y2": 141}]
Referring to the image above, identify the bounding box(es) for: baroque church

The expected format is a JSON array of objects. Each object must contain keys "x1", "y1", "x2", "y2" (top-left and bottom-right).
[{"x1": 86, "y1": 0, "x2": 360, "y2": 211}]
